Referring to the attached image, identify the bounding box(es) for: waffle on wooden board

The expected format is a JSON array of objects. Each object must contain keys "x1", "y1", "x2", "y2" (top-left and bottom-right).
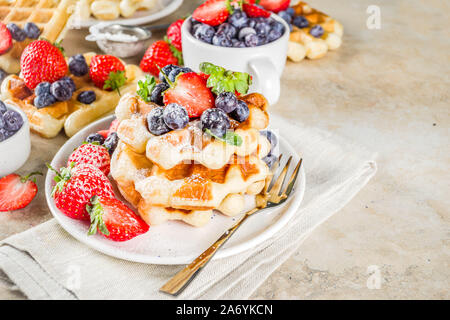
[
  {"x1": 0, "y1": 0, "x2": 77, "y2": 74},
  {"x1": 288, "y1": 1, "x2": 343, "y2": 61}
]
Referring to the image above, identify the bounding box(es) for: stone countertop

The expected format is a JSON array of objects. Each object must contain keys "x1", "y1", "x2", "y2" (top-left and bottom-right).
[{"x1": 1, "y1": 0, "x2": 449, "y2": 299}]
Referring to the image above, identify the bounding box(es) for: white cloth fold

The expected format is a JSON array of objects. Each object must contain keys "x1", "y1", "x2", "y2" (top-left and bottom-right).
[{"x1": 0, "y1": 114, "x2": 377, "y2": 300}]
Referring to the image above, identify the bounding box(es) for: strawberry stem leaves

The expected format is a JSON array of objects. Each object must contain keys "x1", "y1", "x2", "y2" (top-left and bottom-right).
[
  {"x1": 137, "y1": 75, "x2": 156, "y2": 102},
  {"x1": 87, "y1": 196, "x2": 110, "y2": 236},
  {"x1": 20, "y1": 171, "x2": 42, "y2": 184},
  {"x1": 200, "y1": 62, "x2": 252, "y2": 95},
  {"x1": 104, "y1": 71, "x2": 127, "y2": 96},
  {"x1": 46, "y1": 162, "x2": 74, "y2": 197}
]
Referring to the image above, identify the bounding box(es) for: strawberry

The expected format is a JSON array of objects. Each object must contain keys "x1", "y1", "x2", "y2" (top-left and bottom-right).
[
  {"x1": 163, "y1": 72, "x2": 215, "y2": 118},
  {"x1": 258, "y1": 0, "x2": 290, "y2": 13},
  {"x1": 140, "y1": 40, "x2": 180, "y2": 76},
  {"x1": 0, "y1": 172, "x2": 42, "y2": 212},
  {"x1": 49, "y1": 163, "x2": 114, "y2": 220},
  {"x1": 198, "y1": 72, "x2": 210, "y2": 82},
  {"x1": 89, "y1": 55, "x2": 126, "y2": 93},
  {"x1": 0, "y1": 23, "x2": 12, "y2": 55},
  {"x1": 87, "y1": 196, "x2": 149, "y2": 242},
  {"x1": 166, "y1": 19, "x2": 184, "y2": 51},
  {"x1": 243, "y1": 3, "x2": 271, "y2": 18},
  {"x1": 67, "y1": 143, "x2": 111, "y2": 176},
  {"x1": 192, "y1": 0, "x2": 230, "y2": 26},
  {"x1": 97, "y1": 130, "x2": 109, "y2": 139},
  {"x1": 20, "y1": 40, "x2": 67, "y2": 89},
  {"x1": 108, "y1": 119, "x2": 120, "y2": 133}
]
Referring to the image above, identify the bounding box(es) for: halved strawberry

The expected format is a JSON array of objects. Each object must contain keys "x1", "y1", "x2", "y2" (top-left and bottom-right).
[
  {"x1": 140, "y1": 40, "x2": 180, "y2": 76},
  {"x1": 87, "y1": 196, "x2": 149, "y2": 242},
  {"x1": 193, "y1": 0, "x2": 230, "y2": 26},
  {"x1": 0, "y1": 23, "x2": 12, "y2": 55},
  {"x1": 258, "y1": 0, "x2": 290, "y2": 13},
  {"x1": 0, "y1": 172, "x2": 41, "y2": 212},
  {"x1": 163, "y1": 72, "x2": 215, "y2": 118},
  {"x1": 243, "y1": 3, "x2": 271, "y2": 18},
  {"x1": 166, "y1": 19, "x2": 184, "y2": 51},
  {"x1": 67, "y1": 143, "x2": 111, "y2": 176}
]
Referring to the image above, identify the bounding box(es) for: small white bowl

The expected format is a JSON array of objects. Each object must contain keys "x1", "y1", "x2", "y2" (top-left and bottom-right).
[{"x1": 0, "y1": 104, "x2": 31, "y2": 176}]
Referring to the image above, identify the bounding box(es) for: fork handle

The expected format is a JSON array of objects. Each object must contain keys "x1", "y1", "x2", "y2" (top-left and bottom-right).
[{"x1": 159, "y1": 209, "x2": 258, "y2": 295}]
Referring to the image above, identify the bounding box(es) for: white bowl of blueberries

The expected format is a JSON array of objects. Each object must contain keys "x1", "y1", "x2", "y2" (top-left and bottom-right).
[{"x1": 0, "y1": 100, "x2": 31, "y2": 176}]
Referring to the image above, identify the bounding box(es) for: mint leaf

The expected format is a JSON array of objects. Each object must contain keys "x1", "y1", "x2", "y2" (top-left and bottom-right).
[
  {"x1": 137, "y1": 75, "x2": 156, "y2": 102},
  {"x1": 200, "y1": 62, "x2": 252, "y2": 95},
  {"x1": 205, "y1": 129, "x2": 243, "y2": 147}
]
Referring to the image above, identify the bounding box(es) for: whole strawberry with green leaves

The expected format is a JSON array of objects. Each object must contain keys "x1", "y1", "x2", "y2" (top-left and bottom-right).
[{"x1": 89, "y1": 55, "x2": 127, "y2": 94}]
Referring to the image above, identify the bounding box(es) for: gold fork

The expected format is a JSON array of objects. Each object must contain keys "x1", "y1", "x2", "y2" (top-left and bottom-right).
[{"x1": 159, "y1": 154, "x2": 303, "y2": 296}]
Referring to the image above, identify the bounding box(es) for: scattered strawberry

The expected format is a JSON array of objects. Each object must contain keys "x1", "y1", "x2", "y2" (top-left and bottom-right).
[
  {"x1": 258, "y1": 0, "x2": 290, "y2": 13},
  {"x1": 0, "y1": 23, "x2": 13, "y2": 55},
  {"x1": 20, "y1": 40, "x2": 68, "y2": 89},
  {"x1": 108, "y1": 119, "x2": 120, "y2": 133},
  {"x1": 140, "y1": 40, "x2": 180, "y2": 76},
  {"x1": 0, "y1": 172, "x2": 42, "y2": 212},
  {"x1": 67, "y1": 143, "x2": 111, "y2": 176},
  {"x1": 166, "y1": 19, "x2": 184, "y2": 51},
  {"x1": 87, "y1": 196, "x2": 149, "y2": 242},
  {"x1": 243, "y1": 3, "x2": 271, "y2": 18},
  {"x1": 192, "y1": 0, "x2": 230, "y2": 26},
  {"x1": 89, "y1": 55, "x2": 126, "y2": 94},
  {"x1": 163, "y1": 72, "x2": 215, "y2": 118},
  {"x1": 48, "y1": 163, "x2": 114, "y2": 220},
  {"x1": 97, "y1": 130, "x2": 109, "y2": 139}
]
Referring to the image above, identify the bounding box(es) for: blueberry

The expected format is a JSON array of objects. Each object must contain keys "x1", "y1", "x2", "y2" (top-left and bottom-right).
[
  {"x1": 278, "y1": 11, "x2": 292, "y2": 24},
  {"x1": 257, "y1": 34, "x2": 268, "y2": 46},
  {"x1": 212, "y1": 33, "x2": 232, "y2": 47},
  {"x1": 77, "y1": 91, "x2": 96, "y2": 104},
  {"x1": 268, "y1": 29, "x2": 282, "y2": 42},
  {"x1": 150, "y1": 82, "x2": 169, "y2": 106},
  {"x1": 193, "y1": 24, "x2": 215, "y2": 44},
  {"x1": 244, "y1": 33, "x2": 259, "y2": 47},
  {"x1": 255, "y1": 22, "x2": 271, "y2": 35},
  {"x1": 191, "y1": 23, "x2": 202, "y2": 35},
  {"x1": 238, "y1": 27, "x2": 256, "y2": 41},
  {"x1": 85, "y1": 133, "x2": 105, "y2": 145},
  {"x1": 61, "y1": 76, "x2": 76, "y2": 93},
  {"x1": 230, "y1": 100, "x2": 249, "y2": 122},
  {"x1": 232, "y1": 39, "x2": 246, "y2": 48},
  {"x1": 248, "y1": 18, "x2": 258, "y2": 28},
  {"x1": 23, "y1": 22, "x2": 41, "y2": 39},
  {"x1": 68, "y1": 54, "x2": 89, "y2": 77},
  {"x1": 260, "y1": 130, "x2": 278, "y2": 150},
  {"x1": 0, "y1": 129, "x2": 5, "y2": 142},
  {"x1": 286, "y1": 7, "x2": 295, "y2": 16},
  {"x1": 0, "y1": 113, "x2": 4, "y2": 129},
  {"x1": 293, "y1": 16, "x2": 309, "y2": 28},
  {"x1": 215, "y1": 92, "x2": 238, "y2": 113},
  {"x1": 263, "y1": 153, "x2": 278, "y2": 168},
  {"x1": 168, "y1": 67, "x2": 192, "y2": 83},
  {"x1": 0, "y1": 69, "x2": 6, "y2": 84},
  {"x1": 228, "y1": 9, "x2": 248, "y2": 28},
  {"x1": 104, "y1": 132, "x2": 119, "y2": 155},
  {"x1": 217, "y1": 23, "x2": 237, "y2": 38},
  {"x1": 50, "y1": 80, "x2": 73, "y2": 101},
  {"x1": 201, "y1": 108, "x2": 230, "y2": 138},
  {"x1": 159, "y1": 64, "x2": 179, "y2": 83},
  {"x1": 163, "y1": 103, "x2": 189, "y2": 130},
  {"x1": 34, "y1": 92, "x2": 56, "y2": 109},
  {"x1": 310, "y1": 25, "x2": 324, "y2": 38},
  {"x1": 147, "y1": 107, "x2": 170, "y2": 136},
  {"x1": 35, "y1": 82, "x2": 51, "y2": 96},
  {"x1": 6, "y1": 23, "x2": 26, "y2": 42},
  {"x1": 3, "y1": 110, "x2": 23, "y2": 131},
  {"x1": 0, "y1": 100, "x2": 7, "y2": 114},
  {"x1": 271, "y1": 21, "x2": 285, "y2": 34}
]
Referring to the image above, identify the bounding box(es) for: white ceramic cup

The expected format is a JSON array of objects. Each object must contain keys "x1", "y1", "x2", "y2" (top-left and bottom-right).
[
  {"x1": 0, "y1": 104, "x2": 31, "y2": 176},
  {"x1": 181, "y1": 14, "x2": 289, "y2": 105}
]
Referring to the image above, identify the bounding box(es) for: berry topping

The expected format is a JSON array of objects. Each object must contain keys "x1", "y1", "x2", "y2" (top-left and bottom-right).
[
  {"x1": 268, "y1": 28, "x2": 283, "y2": 42},
  {"x1": 77, "y1": 90, "x2": 96, "y2": 104},
  {"x1": 3, "y1": 109, "x2": 23, "y2": 131},
  {"x1": 258, "y1": 0, "x2": 290, "y2": 13},
  {"x1": 35, "y1": 82, "x2": 51, "y2": 96},
  {"x1": 163, "y1": 72, "x2": 215, "y2": 118},
  {"x1": 146, "y1": 106, "x2": 171, "y2": 136},
  {"x1": 85, "y1": 133, "x2": 105, "y2": 145},
  {"x1": 215, "y1": 91, "x2": 238, "y2": 113},
  {"x1": 229, "y1": 9, "x2": 249, "y2": 28},
  {"x1": 159, "y1": 64, "x2": 179, "y2": 84},
  {"x1": 104, "y1": 132, "x2": 119, "y2": 155},
  {"x1": 243, "y1": 3, "x2": 271, "y2": 18},
  {"x1": 163, "y1": 103, "x2": 189, "y2": 130},
  {"x1": 192, "y1": 0, "x2": 230, "y2": 27},
  {"x1": 238, "y1": 27, "x2": 256, "y2": 40},
  {"x1": 89, "y1": 55, "x2": 126, "y2": 93},
  {"x1": 200, "y1": 108, "x2": 230, "y2": 138},
  {"x1": 230, "y1": 99, "x2": 249, "y2": 122},
  {"x1": 0, "y1": 172, "x2": 42, "y2": 212},
  {"x1": 0, "y1": 114, "x2": 4, "y2": 130},
  {"x1": 20, "y1": 40, "x2": 68, "y2": 89},
  {"x1": 217, "y1": 22, "x2": 237, "y2": 38},
  {"x1": 232, "y1": 39, "x2": 246, "y2": 47},
  {"x1": 150, "y1": 82, "x2": 169, "y2": 106},
  {"x1": 293, "y1": 15, "x2": 309, "y2": 28},
  {"x1": 34, "y1": 92, "x2": 56, "y2": 109},
  {"x1": 212, "y1": 32, "x2": 233, "y2": 47},
  {"x1": 67, "y1": 143, "x2": 111, "y2": 176},
  {"x1": 0, "y1": 23, "x2": 12, "y2": 55},
  {"x1": 23, "y1": 22, "x2": 41, "y2": 39},
  {"x1": 244, "y1": 33, "x2": 259, "y2": 47},
  {"x1": 310, "y1": 25, "x2": 324, "y2": 38},
  {"x1": 193, "y1": 23, "x2": 215, "y2": 44},
  {"x1": 168, "y1": 66, "x2": 193, "y2": 83},
  {"x1": 0, "y1": 100, "x2": 6, "y2": 114},
  {"x1": 166, "y1": 19, "x2": 184, "y2": 51},
  {"x1": 278, "y1": 10, "x2": 292, "y2": 24},
  {"x1": 50, "y1": 79, "x2": 73, "y2": 101},
  {"x1": 263, "y1": 153, "x2": 277, "y2": 168},
  {"x1": 68, "y1": 54, "x2": 89, "y2": 77},
  {"x1": 6, "y1": 23, "x2": 26, "y2": 42}
]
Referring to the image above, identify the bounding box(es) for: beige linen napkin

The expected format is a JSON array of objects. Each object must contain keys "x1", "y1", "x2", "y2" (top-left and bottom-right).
[{"x1": 0, "y1": 114, "x2": 377, "y2": 300}]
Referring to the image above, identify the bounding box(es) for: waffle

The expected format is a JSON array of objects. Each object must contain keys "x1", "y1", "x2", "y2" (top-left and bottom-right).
[
  {"x1": 75, "y1": 0, "x2": 157, "y2": 21},
  {"x1": 0, "y1": 52, "x2": 144, "y2": 138},
  {"x1": 110, "y1": 93, "x2": 273, "y2": 227},
  {"x1": 287, "y1": 1, "x2": 343, "y2": 62},
  {"x1": 0, "y1": 0, "x2": 77, "y2": 74}
]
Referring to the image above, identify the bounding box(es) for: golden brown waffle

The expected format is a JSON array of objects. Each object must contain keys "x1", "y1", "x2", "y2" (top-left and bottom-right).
[
  {"x1": 0, "y1": 52, "x2": 145, "y2": 138},
  {"x1": 110, "y1": 93, "x2": 273, "y2": 227},
  {"x1": 0, "y1": 0, "x2": 77, "y2": 74},
  {"x1": 287, "y1": 1, "x2": 343, "y2": 61}
]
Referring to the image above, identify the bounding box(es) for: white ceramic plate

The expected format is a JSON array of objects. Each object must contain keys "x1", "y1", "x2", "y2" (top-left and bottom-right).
[
  {"x1": 45, "y1": 115, "x2": 305, "y2": 265},
  {"x1": 73, "y1": 0, "x2": 184, "y2": 28}
]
